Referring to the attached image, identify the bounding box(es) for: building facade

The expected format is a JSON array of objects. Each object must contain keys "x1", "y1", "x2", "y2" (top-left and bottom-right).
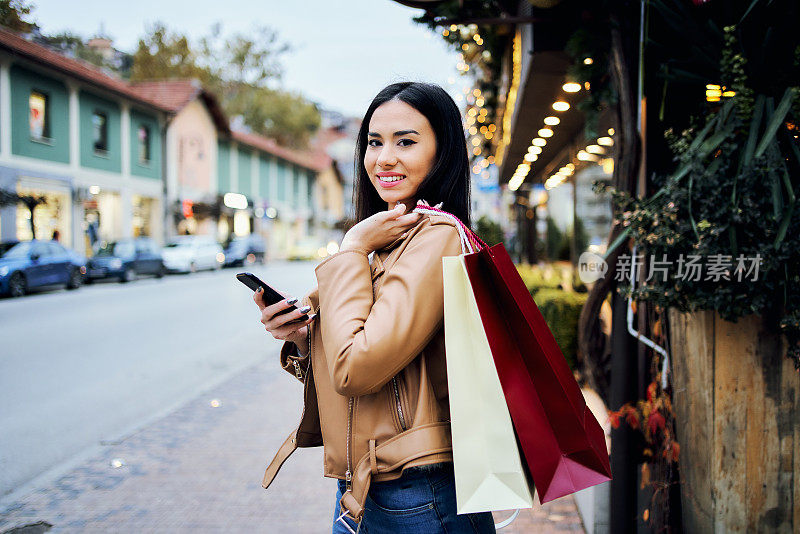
[
  {"x1": 0, "y1": 30, "x2": 333, "y2": 260},
  {"x1": 0, "y1": 29, "x2": 167, "y2": 256}
]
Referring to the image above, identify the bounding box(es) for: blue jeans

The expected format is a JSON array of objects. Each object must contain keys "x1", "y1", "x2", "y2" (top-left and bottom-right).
[{"x1": 332, "y1": 462, "x2": 496, "y2": 534}]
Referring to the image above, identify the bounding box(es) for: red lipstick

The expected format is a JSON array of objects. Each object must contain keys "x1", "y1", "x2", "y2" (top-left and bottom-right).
[{"x1": 376, "y1": 171, "x2": 406, "y2": 188}]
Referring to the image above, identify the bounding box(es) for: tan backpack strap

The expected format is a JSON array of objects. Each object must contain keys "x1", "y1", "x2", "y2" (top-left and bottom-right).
[{"x1": 262, "y1": 429, "x2": 299, "y2": 489}]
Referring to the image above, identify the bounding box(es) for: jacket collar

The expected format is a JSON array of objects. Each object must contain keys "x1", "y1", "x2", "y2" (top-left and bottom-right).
[
  {"x1": 375, "y1": 211, "x2": 431, "y2": 253},
  {"x1": 369, "y1": 252, "x2": 385, "y2": 281}
]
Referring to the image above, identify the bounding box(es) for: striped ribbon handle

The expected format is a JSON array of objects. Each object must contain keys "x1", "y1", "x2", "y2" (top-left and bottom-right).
[{"x1": 412, "y1": 204, "x2": 488, "y2": 254}]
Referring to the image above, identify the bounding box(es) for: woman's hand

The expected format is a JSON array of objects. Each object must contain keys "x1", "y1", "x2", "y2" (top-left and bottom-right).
[
  {"x1": 253, "y1": 287, "x2": 316, "y2": 356},
  {"x1": 340, "y1": 203, "x2": 423, "y2": 253}
]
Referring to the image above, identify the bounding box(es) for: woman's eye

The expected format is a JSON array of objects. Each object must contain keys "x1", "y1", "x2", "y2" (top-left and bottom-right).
[
  {"x1": 367, "y1": 140, "x2": 382, "y2": 147},
  {"x1": 398, "y1": 139, "x2": 417, "y2": 147}
]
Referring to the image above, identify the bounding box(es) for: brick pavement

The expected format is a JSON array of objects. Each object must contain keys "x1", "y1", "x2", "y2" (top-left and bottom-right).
[{"x1": 0, "y1": 356, "x2": 585, "y2": 533}]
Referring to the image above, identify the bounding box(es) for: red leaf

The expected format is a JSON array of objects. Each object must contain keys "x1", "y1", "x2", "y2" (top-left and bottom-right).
[
  {"x1": 625, "y1": 410, "x2": 640, "y2": 430},
  {"x1": 609, "y1": 411, "x2": 621, "y2": 429},
  {"x1": 647, "y1": 411, "x2": 666, "y2": 435},
  {"x1": 647, "y1": 382, "x2": 658, "y2": 402}
]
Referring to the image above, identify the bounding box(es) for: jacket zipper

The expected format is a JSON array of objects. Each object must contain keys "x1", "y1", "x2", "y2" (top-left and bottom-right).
[
  {"x1": 392, "y1": 376, "x2": 408, "y2": 431},
  {"x1": 345, "y1": 396, "x2": 353, "y2": 491},
  {"x1": 310, "y1": 309, "x2": 354, "y2": 492},
  {"x1": 294, "y1": 318, "x2": 314, "y2": 447}
]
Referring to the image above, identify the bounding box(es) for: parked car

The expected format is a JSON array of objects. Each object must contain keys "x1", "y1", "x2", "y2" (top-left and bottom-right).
[
  {"x1": 223, "y1": 234, "x2": 266, "y2": 267},
  {"x1": 162, "y1": 235, "x2": 224, "y2": 273},
  {"x1": 0, "y1": 240, "x2": 19, "y2": 257},
  {"x1": 0, "y1": 240, "x2": 87, "y2": 297},
  {"x1": 287, "y1": 238, "x2": 329, "y2": 261},
  {"x1": 86, "y1": 237, "x2": 166, "y2": 283}
]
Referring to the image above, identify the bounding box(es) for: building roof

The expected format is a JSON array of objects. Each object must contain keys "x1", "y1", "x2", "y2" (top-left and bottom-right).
[
  {"x1": 129, "y1": 79, "x2": 230, "y2": 134},
  {"x1": 127, "y1": 79, "x2": 200, "y2": 112},
  {"x1": 128, "y1": 81, "x2": 327, "y2": 172},
  {"x1": 311, "y1": 126, "x2": 349, "y2": 153},
  {"x1": 0, "y1": 29, "x2": 327, "y2": 174},
  {"x1": 231, "y1": 130, "x2": 330, "y2": 173},
  {"x1": 0, "y1": 28, "x2": 169, "y2": 112}
]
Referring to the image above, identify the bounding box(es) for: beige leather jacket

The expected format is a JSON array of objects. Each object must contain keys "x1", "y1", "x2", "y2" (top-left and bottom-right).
[{"x1": 262, "y1": 213, "x2": 464, "y2": 522}]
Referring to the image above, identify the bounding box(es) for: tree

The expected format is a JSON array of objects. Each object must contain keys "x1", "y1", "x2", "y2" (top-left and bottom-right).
[
  {"x1": 0, "y1": 0, "x2": 33, "y2": 33},
  {"x1": 0, "y1": 188, "x2": 45, "y2": 236},
  {"x1": 475, "y1": 215, "x2": 504, "y2": 246},
  {"x1": 131, "y1": 23, "x2": 320, "y2": 148},
  {"x1": 131, "y1": 23, "x2": 209, "y2": 83},
  {"x1": 572, "y1": 216, "x2": 589, "y2": 256},
  {"x1": 0, "y1": 188, "x2": 17, "y2": 207},
  {"x1": 41, "y1": 31, "x2": 133, "y2": 77},
  {"x1": 197, "y1": 23, "x2": 289, "y2": 89},
  {"x1": 18, "y1": 193, "x2": 45, "y2": 236},
  {"x1": 546, "y1": 217, "x2": 564, "y2": 260},
  {"x1": 226, "y1": 86, "x2": 320, "y2": 148}
]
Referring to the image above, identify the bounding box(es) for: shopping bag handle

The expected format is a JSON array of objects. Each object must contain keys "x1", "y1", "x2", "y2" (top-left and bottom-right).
[
  {"x1": 413, "y1": 201, "x2": 518, "y2": 531},
  {"x1": 495, "y1": 509, "x2": 520, "y2": 529},
  {"x1": 412, "y1": 202, "x2": 488, "y2": 254}
]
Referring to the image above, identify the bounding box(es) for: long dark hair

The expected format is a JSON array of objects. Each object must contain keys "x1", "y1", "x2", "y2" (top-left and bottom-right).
[{"x1": 353, "y1": 82, "x2": 472, "y2": 228}]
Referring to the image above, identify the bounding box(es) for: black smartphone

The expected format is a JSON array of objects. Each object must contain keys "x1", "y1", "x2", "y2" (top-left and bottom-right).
[{"x1": 237, "y1": 272, "x2": 308, "y2": 324}]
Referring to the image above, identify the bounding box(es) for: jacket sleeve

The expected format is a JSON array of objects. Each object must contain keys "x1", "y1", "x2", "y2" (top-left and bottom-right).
[
  {"x1": 315, "y1": 221, "x2": 463, "y2": 396},
  {"x1": 277, "y1": 286, "x2": 317, "y2": 382}
]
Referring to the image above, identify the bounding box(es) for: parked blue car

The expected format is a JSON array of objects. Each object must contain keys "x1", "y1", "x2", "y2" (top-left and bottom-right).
[
  {"x1": 0, "y1": 240, "x2": 87, "y2": 297},
  {"x1": 86, "y1": 237, "x2": 166, "y2": 283},
  {"x1": 223, "y1": 234, "x2": 266, "y2": 267}
]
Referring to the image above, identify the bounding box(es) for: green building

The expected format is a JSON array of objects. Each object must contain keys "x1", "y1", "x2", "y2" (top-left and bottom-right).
[{"x1": 0, "y1": 28, "x2": 168, "y2": 254}]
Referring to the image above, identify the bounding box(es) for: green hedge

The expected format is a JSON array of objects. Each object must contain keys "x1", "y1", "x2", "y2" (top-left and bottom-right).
[
  {"x1": 515, "y1": 263, "x2": 562, "y2": 293},
  {"x1": 532, "y1": 289, "x2": 587, "y2": 370},
  {"x1": 514, "y1": 263, "x2": 588, "y2": 370}
]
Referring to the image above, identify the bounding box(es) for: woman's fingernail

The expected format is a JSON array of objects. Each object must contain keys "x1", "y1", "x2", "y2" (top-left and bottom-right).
[
  {"x1": 308, "y1": 313, "x2": 317, "y2": 320},
  {"x1": 286, "y1": 297, "x2": 298, "y2": 305},
  {"x1": 256, "y1": 287, "x2": 263, "y2": 293},
  {"x1": 299, "y1": 305, "x2": 312, "y2": 313}
]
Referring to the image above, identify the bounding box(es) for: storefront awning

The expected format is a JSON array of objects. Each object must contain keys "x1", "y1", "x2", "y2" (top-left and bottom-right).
[{"x1": 498, "y1": 50, "x2": 586, "y2": 187}]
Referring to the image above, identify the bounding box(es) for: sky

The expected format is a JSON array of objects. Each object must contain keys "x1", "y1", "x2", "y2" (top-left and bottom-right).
[{"x1": 29, "y1": 0, "x2": 469, "y2": 117}]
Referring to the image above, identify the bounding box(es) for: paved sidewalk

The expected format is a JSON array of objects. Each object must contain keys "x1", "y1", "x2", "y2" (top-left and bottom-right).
[{"x1": 0, "y1": 357, "x2": 585, "y2": 533}]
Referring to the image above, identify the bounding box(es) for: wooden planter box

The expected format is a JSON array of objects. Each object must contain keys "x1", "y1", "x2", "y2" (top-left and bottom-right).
[{"x1": 668, "y1": 309, "x2": 799, "y2": 532}]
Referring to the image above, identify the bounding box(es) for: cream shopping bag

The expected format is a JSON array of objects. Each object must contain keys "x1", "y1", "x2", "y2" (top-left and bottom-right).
[{"x1": 442, "y1": 254, "x2": 534, "y2": 514}]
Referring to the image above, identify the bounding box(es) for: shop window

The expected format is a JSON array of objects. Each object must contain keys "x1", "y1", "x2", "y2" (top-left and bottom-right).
[
  {"x1": 29, "y1": 91, "x2": 50, "y2": 141},
  {"x1": 132, "y1": 195, "x2": 153, "y2": 237},
  {"x1": 92, "y1": 111, "x2": 108, "y2": 154},
  {"x1": 15, "y1": 187, "x2": 69, "y2": 242},
  {"x1": 138, "y1": 125, "x2": 151, "y2": 163}
]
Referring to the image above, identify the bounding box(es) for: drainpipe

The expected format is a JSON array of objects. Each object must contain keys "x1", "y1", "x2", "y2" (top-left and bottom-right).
[{"x1": 160, "y1": 114, "x2": 170, "y2": 245}]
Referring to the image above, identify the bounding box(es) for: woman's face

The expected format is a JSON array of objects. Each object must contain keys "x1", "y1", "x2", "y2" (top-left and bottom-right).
[{"x1": 364, "y1": 99, "x2": 437, "y2": 210}]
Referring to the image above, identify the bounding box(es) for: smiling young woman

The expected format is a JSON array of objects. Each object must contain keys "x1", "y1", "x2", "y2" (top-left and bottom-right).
[
  {"x1": 255, "y1": 82, "x2": 494, "y2": 534},
  {"x1": 353, "y1": 82, "x2": 472, "y2": 229},
  {"x1": 363, "y1": 99, "x2": 437, "y2": 210}
]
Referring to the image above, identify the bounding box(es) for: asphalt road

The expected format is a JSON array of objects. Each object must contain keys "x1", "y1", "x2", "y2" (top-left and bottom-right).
[{"x1": 0, "y1": 260, "x2": 317, "y2": 499}]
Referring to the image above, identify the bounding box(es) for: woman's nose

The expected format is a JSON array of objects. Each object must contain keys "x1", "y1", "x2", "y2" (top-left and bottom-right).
[{"x1": 376, "y1": 146, "x2": 398, "y2": 167}]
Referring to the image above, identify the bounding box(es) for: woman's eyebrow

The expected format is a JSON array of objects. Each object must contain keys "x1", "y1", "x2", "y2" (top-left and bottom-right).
[{"x1": 367, "y1": 129, "x2": 420, "y2": 137}]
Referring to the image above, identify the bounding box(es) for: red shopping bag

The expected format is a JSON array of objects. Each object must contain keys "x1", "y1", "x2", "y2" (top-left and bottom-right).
[
  {"x1": 463, "y1": 244, "x2": 611, "y2": 503},
  {"x1": 412, "y1": 204, "x2": 611, "y2": 504}
]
